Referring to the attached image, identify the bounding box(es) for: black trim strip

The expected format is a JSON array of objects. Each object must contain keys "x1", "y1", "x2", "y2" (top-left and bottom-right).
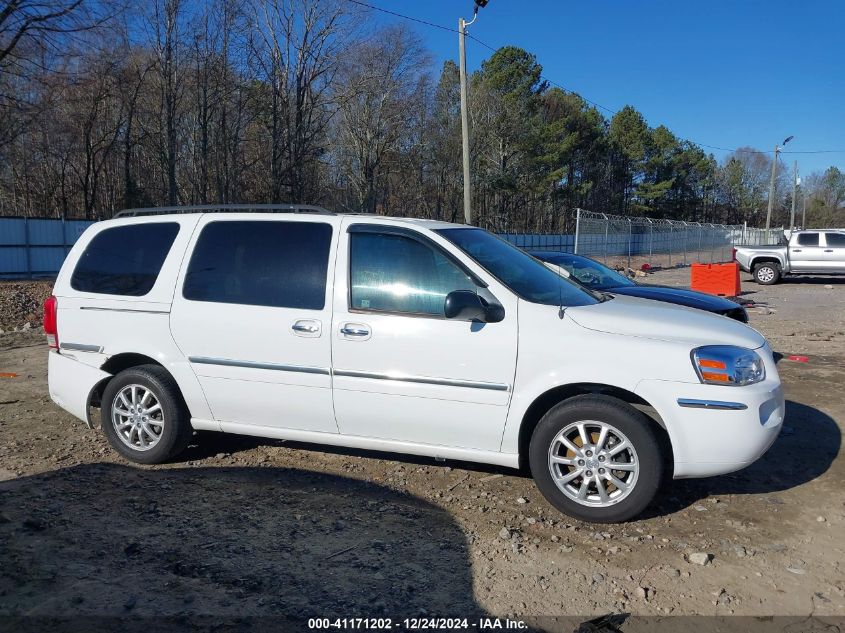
[{"x1": 80, "y1": 306, "x2": 170, "y2": 314}]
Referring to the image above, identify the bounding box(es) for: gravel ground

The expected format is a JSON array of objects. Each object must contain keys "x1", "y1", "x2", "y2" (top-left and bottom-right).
[
  {"x1": 0, "y1": 269, "x2": 843, "y2": 628},
  {"x1": 0, "y1": 280, "x2": 53, "y2": 332}
]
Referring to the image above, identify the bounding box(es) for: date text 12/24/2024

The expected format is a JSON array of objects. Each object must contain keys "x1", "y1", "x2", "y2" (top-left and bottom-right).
[{"x1": 308, "y1": 618, "x2": 528, "y2": 630}]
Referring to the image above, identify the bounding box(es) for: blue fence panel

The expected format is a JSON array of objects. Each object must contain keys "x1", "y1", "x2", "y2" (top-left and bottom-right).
[
  {"x1": 499, "y1": 234, "x2": 575, "y2": 252},
  {"x1": 0, "y1": 217, "x2": 96, "y2": 278},
  {"x1": 1, "y1": 218, "x2": 26, "y2": 245}
]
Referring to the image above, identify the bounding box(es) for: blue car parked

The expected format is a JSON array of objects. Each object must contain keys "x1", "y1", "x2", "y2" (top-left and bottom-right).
[{"x1": 530, "y1": 251, "x2": 748, "y2": 323}]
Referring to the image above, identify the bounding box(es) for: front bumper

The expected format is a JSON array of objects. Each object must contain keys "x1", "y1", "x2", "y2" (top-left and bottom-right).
[{"x1": 635, "y1": 377, "x2": 784, "y2": 478}]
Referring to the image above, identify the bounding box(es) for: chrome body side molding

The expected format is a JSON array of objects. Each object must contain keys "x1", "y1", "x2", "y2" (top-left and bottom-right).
[
  {"x1": 60, "y1": 342, "x2": 103, "y2": 353},
  {"x1": 333, "y1": 369, "x2": 509, "y2": 392},
  {"x1": 188, "y1": 356, "x2": 331, "y2": 376},
  {"x1": 677, "y1": 398, "x2": 748, "y2": 411}
]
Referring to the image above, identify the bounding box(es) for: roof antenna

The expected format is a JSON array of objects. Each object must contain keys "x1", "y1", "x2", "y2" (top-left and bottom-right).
[{"x1": 558, "y1": 262, "x2": 566, "y2": 319}]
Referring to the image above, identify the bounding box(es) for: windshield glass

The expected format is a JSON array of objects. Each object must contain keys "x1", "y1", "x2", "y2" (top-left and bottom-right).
[
  {"x1": 435, "y1": 228, "x2": 599, "y2": 307},
  {"x1": 536, "y1": 253, "x2": 635, "y2": 290}
]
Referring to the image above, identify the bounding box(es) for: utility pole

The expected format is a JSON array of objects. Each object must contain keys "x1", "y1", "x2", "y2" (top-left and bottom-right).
[
  {"x1": 765, "y1": 135, "x2": 793, "y2": 231},
  {"x1": 802, "y1": 191, "x2": 807, "y2": 229},
  {"x1": 458, "y1": 1, "x2": 487, "y2": 225},
  {"x1": 789, "y1": 160, "x2": 798, "y2": 233}
]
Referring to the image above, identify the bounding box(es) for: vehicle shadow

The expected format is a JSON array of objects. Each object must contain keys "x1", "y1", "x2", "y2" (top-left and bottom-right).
[
  {"x1": 780, "y1": 276, "x2": 845, "y2": 285},
  {"x1": 0, "y1": 464, "x2": 490, "y2": 627},
  {"x1": 648, "y1": 400, "x2": 841, "y2": 516},
  {"x1": 741, "y1": 274, "x2": 845, "y2": 286}
]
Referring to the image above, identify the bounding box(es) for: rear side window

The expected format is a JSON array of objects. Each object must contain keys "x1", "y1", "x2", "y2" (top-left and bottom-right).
[
  {"x1": 71, "y1": 223, "x2": 180, "y2": 296},
  {"x1": 797, "y1": 233, "x2": 819, "y2": 246},
  {"x1": 183, "y1": 221, "x2": 332, "y2": 309},
  {"x1": 825, "y1": 233, "x2": 845, "y2": 247}
]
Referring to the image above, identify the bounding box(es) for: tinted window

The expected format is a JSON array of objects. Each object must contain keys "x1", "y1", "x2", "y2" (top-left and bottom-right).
[
  {"x1": 532, "y1": 252, "x2": 635, "y2": 290},
  {"x1": 183, "y1": 221, "x2": 332, "y2": 309},
  {"x1": 825, "y1": 233, "x2": 845, "y2": 247},
  {"x1": 436, "y1": 228, "x2": 599, "y2": 307},
  {"x1": 71, "y1": 223, "x2": 179, "y2": 296},
  {"x1": 350, "y1": 232, "x2": 477, "y2": 316},
  {"x1": 797, "y1": 233, "x2": 819, "y2": 246}
]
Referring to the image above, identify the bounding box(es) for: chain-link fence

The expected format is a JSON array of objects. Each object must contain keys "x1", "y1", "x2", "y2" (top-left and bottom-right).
[{"x1": 502, "y1": 209, "x2": 784, "y2": 269}]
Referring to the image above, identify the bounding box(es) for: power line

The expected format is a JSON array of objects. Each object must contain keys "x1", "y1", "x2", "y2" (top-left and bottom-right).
[
  {"x1": 349, "y1": 0, "x2": 845, "y2": 156},
  {"x1": 345, "y1": 0, "x2": 455, "y2": 33}
]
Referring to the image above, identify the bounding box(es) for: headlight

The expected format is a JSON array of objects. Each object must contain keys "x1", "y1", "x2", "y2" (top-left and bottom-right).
[{"x1": 691, "y1": 345, "x2": 765, "y2": 386}]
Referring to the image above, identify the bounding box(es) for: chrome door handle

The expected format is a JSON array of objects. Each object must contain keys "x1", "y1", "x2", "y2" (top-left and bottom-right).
[
  {"x1": 792, "y1": 249, "x2": 802, "y2": 252},
  {"x1": 292, "y1": 320, "x2": 321, "y2": 336},
  {"x1": 341, "y1": 327, "x2": 369, "y2": 337},
  {"x1": 824, "y1": 249, "x2": 834, "y2": 253}
]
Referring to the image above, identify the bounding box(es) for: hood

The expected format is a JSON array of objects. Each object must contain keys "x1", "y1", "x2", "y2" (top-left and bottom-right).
[
  {"x1": 606, "y1": 284, "x2": 741, "y2": 311},
  {"x1": 566, "y1": 294, "x2": 765, "y2": 349}
]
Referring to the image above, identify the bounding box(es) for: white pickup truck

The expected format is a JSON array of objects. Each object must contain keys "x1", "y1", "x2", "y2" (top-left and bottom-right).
[{"x1": 735, "y1": 229, "x2": 845, "y2": 284}]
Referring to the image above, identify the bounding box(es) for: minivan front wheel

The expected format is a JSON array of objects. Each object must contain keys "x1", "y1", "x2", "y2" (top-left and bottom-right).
[
  {"x1": 529, "y1": 395, "x2": 663, "y2": 523},
  {"x1": 101, "y1": 365, "x2": 193, "y2": 465}
]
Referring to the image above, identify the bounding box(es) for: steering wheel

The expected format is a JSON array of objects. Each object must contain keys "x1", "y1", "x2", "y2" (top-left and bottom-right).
[{"x1": 577, "y1": 269, "x2": 602, "y2": 286}]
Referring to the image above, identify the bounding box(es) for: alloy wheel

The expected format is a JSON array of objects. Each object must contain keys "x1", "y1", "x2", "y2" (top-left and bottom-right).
[
  {"x1": 111, "y1": 384, "x2": 165, "y2": 451},
  {"x1": 757, "y1": 266, "x2": 775, "y2": 283},
  {"x1": 547, "y1": 420, "x2": 639, "y2": 507}
]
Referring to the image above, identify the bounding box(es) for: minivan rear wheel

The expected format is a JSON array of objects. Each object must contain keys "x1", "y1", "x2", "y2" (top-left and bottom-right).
[
  {"x1": 529, "y1": 395, "x2": 663, "y2": 523},
  {"x1": 101, "y1": 365, "x2": 193, "y2": 464}
]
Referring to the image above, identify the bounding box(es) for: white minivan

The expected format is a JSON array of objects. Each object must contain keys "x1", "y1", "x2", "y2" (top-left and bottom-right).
[{"x1": 46, "y1": 206, "x2": 784, "y2": 522}]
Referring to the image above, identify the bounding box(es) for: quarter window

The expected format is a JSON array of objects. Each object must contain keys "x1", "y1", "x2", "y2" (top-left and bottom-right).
[
  {"x1": 71, "y1": 223, "x2": 179, "y2": 296},
  {"x1": 797, "y1": 233, "x2": 819, "y2": 246},
  {"x1": 183, "y1": 221, "x2": 332, "y2": 309},
  {"x1": 349, "y1": 232, "x2": 477, "y2": 316}
]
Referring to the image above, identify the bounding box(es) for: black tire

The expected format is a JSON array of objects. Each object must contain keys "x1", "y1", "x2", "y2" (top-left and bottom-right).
[
  {"x1": 753, "y1": 262, "x2": 780, "y2": 285},
  {"x1": 101, "y1": 364, "x2": 193, "y2": 464},
  {"x1": 529, "y1": 395, "x2": 664, "y2": 523}
]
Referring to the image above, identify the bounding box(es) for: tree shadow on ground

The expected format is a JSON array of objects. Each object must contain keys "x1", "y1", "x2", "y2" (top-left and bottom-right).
[
  {"x1": 0, "y1": 464, "x2": 492, "y2": 629},
  {"x1": 647, "y1": 400, "x2": 840, "y2": 517}
]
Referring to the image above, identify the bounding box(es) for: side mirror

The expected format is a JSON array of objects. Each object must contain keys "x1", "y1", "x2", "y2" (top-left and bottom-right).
[{"x1": 444, "y1": 290, "x2": 504, "y2": 323}]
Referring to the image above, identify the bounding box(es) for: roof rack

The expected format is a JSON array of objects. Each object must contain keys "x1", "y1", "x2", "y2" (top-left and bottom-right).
[{"x1": 113, "y1": 204, "x2": 333, "y2": 218}]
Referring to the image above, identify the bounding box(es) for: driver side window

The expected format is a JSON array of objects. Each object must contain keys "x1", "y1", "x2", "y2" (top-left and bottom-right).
[{"x1": 349, "y1": 232, "x2": 477, "y2": 316}]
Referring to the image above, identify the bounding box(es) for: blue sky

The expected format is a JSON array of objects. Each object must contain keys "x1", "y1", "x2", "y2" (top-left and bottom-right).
[{"x1": 365, "y1": 0, "x2": 845, "y2": 176}]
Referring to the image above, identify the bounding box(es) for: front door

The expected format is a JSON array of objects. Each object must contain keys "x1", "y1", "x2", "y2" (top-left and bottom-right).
[
  {"x1": 789, "y1": 232, "x2": 825, "y2": 272},
  {"x1": 330, "y1": 221, "x2": 518, "y2": 452},
  {"x1": 170, "y1": 216, "x2": 339, "y2": 433}
]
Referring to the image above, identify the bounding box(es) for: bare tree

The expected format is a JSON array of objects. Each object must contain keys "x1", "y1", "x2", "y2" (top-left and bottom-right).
[
  {"x1": 334, "y1": 24, "x2": 429, "y2": 213},
  {"x1": 249, "y1": 0, "x2": 358, "y2": 203}
]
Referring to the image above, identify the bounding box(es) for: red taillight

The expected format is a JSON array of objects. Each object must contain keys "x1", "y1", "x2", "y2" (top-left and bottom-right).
[
  {"x1": 43, "y1": 295, "x2": 58, "y2": 349},
  {"x1": 731, "y1": 247, "x2": 737, "y2": 262}
]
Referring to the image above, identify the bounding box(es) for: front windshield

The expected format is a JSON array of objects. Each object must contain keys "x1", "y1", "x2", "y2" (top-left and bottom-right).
[
  {"x1": 539, "y1": 254, "x2": 635, "y2": 290},
  {"x1": 435, "y1": 228, "x2": 599, "y2": 307}
]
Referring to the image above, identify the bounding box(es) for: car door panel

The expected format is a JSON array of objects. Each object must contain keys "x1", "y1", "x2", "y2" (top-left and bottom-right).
[
  {"x1": 821, "y1": 232, "x2": 845, "y2": 272},
  {"x1": 330, "y1": 220, "x2": 518, "y2": 452},
  {"x1": 169, "y1": 216, "x2": 339, "y2": 433},
  {"x1": 789, "y1": 233, "x2": 825, "y2": 272}
]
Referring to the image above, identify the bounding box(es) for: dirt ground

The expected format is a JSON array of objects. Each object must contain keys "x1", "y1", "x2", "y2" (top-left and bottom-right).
[{"x1": 0, "y1": 269, "x2": 843, "y2": 629}]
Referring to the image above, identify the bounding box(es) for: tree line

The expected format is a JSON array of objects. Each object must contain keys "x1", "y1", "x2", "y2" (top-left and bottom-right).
[{"x1": 1, "y1": 0, "x2": 842, "y2": 232}]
